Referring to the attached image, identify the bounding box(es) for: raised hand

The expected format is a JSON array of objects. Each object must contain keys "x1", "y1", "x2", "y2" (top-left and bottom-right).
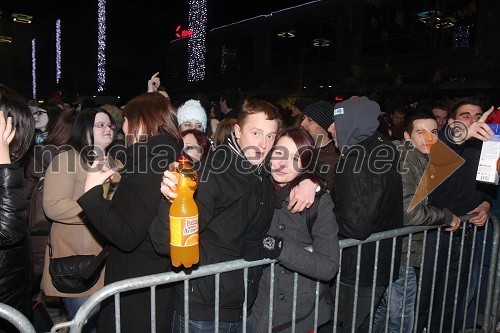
[
  {"x1": 147, "y1": 72, "x2": 161, "y2": 92},
  {"x1": 84, "y1": 158, "x2": 116, "y2": 193},
  {"x1": 0, "y1": 111, "x2": 15, "y2": 164},
  {"x1": 465, "y1": 106, "x2": 495, "y2": 142}
]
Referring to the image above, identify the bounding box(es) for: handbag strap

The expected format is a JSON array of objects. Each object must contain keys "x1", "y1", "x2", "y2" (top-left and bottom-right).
[
  {"x1": 80, "y1": 248, "x2": 108, "y2": 280},
  {"x1": 47, "y1": 234, "x2": 53, "y2": 258}
]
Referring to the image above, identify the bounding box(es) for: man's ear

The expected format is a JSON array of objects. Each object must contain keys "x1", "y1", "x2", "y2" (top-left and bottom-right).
[
  {"x1": 447, "y1": 117, "x2": 455, "y2": 128},
  {"x1": 234, "y1": 124, "x2": 241, "y2": 139},
  {"x1": 404, "y1": 131, "x2": 411, "y2": 141}
]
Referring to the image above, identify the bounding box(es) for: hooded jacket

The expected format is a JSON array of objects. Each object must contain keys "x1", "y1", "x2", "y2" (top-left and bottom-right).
[{"x1": 332, "y1": 97, "x2": 403, "y2": 286}]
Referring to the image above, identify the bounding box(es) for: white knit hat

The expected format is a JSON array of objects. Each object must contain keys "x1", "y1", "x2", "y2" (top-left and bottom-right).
[{"x1": 177, "y1": 99, "x2": 207, "y2": 131}]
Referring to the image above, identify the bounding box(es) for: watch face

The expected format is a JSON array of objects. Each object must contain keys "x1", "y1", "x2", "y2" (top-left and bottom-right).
[{"x1": 263, "y1": 237, "x2": 275, "y2": 250}]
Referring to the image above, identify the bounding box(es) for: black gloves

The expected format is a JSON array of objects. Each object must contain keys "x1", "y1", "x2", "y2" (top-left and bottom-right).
[{"x1": 243, "y1": 235, "x2": 283, "y2": 261}]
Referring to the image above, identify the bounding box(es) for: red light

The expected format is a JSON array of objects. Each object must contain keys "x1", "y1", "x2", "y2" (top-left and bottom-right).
[
  {"x1": 181, "y1": 29, "x2": 193, "y2": 38},
  {"x1": 335, "y1": 96, "x2": 343, "y2": 101},
  {"x1": 175, "y1": 25, "x2": 193, "y2": 38}
]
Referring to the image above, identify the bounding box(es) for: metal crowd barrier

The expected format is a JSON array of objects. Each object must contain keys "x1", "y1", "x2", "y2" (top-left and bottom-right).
[
  {"x1": 0, "y1": 303, "x2": 35, "y2": 333},
  {"x1": 35, "y1": 215, "x2": 496, "y2": 332}
]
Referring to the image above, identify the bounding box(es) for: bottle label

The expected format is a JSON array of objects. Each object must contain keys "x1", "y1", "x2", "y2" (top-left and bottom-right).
[{"x1": 169, "y1": 215, "x2": 199, "y2": 247}]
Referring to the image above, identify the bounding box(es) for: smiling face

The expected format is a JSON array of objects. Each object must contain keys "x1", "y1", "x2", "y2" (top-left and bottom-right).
[
  {"x1": 234, "y1": 113, "x2": 279, "y2": 165},
  {"x1": 270, "y1": 136, "x2": 301, "y2": 186},
  {"x1": 404, "y1": 118, "x2": 438, "y2": 154},
  {"x1": 93, "y1": 112, "x2": 114, "y2": 150}
]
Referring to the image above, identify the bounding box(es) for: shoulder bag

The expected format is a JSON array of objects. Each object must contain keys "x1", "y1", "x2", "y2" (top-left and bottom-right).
[{"x1": 48, "y1": 235, "x2": 107, "y2": 294}]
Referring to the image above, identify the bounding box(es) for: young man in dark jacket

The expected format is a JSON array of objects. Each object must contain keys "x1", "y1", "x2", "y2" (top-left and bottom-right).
[
  {"x1": 416, "y1": 97, "x2": 494, "y2": 332},
  {"x1": 149, "y1": 99, "x2": 319, "y2": 332},
  {"x1": 327, "y1": 96, "x2": 403, "y2": 332}
]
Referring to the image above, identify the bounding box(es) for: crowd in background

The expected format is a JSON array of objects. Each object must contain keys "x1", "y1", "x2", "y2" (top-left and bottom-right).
[{"x1": 0, "y1": 72, "x2": 498, "y2": 333}]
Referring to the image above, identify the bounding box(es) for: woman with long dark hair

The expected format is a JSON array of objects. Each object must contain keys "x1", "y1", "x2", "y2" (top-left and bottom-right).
[
  {"x1": 0, "y1": 84, "x2": 35, "y2": 332},
  {"x1": 77, "y1": 92, "x2": 183, "y2": 333},
  {"x1": 41, "y1": 108, "x2": 115, "y2": 332}
]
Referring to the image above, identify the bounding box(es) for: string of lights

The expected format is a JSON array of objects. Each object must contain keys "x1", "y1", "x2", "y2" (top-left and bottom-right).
[
  {"x1": 56, "y1": 19, "x2": 61, "y2": 83},
  {"x1": 187, "y1": 0, "x2": 207, "y2": 82},
  {"x1": 32, "y1": 39, "x2": 36, "y2": 99},
  {"x1": 97, "y1": 0, "x2": 106, "y2": 92},
  {"x1": 453, "y1": 24, "x2": 472, "y2": 48}
]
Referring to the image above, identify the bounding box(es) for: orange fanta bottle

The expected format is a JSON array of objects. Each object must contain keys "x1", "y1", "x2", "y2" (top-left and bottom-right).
[{"x1": 169, "y1": 156, "x2": 199, "y2": 268}]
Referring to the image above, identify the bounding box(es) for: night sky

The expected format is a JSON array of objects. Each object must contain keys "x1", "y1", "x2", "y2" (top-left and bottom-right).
[{"x1": 0, "y1": 0, "x2": 310, "y2": 102}]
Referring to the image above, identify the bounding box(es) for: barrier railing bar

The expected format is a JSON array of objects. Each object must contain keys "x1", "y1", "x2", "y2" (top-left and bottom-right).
[
  {"x1": 46, "y1": 217, "x2": 499, "y2": 333},
  {"x1": 0, "y1": 303, "x2": 35, "y2": 333}
]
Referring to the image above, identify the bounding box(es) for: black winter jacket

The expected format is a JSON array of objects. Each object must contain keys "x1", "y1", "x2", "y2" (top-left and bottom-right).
[
  {"x1": 431, "y1": 129, "x2": 492, "y2": 215},
  {"x1": 150, "y1": 138, "x2": 275, "y2": 322},
  {"x1": 333, "y1": 132, "x2": 403, "y2": 287},
  {"x1": 77, "y1": 134, "x2": 182, "y2": 333},
  {"x1": 0, "y1": 164, "x2": 31, "y2": 318}
]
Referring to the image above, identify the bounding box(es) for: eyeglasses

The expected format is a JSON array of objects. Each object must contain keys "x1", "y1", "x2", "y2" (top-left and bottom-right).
[
  {"x1": 32, "y1": 110, "x2": 47, "y2": 117},
  {"x1": 94, "y1": 122, "x2": 116, "y2": 130}
]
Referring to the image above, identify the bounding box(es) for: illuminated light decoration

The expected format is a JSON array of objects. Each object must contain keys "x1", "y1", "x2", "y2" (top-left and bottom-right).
[
  {"x1": 277, "y1": 30, "x2": 296, "y2": 38},
  {"x1": 211, "y1": 0, "x2": 320, "y2": 31},
  {"x1": 56, "y1": 19, "x2": 61, "y2": 83},
  {"x1": 187, "y1": 0, "x2": 207, "y2": 82},
  {"x1": 417, "y1": 10, "x2": 441, "y2": 24},
  {"x1": 313, "y1": 38, "x2": 331, "y2": 47},
  {"x1": 335, "y1": 96, "x2": 343, "y2": 101},
  {"x1": 97, "y1": 0, "x2": 106, "y2": 92},
  {"x1": 32, "y1": 39, "x2": 37, "y2": 99},
  {"x1": 0, "y1": 36, "x2": 13, "y2": 43},
  {"x1": 175, "y1": 25, "x2": 193, "y2": 38},
  {"x1": 453, "y1": 24, "x2": 472, "y2": 48},
  {"x1": 435, "y1": 17, "x2": 456, "y2": 29},
  {"x1": 417, "y1": 10, "x2": 456, "y2": 29},
  {"x1": 220, "y1": 45, "x2": 227, "y2": 73},
  {"x1": 12, "y1": 13, "x2": 32, "y2": 24}
]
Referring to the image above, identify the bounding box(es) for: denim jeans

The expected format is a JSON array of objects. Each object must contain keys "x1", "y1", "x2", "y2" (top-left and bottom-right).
[
  {"x1": 372, "y1": 266, "x2": 417, "y2": 333},
  {"x1": 172, "y1": 311, "x2": 252, "y2": 333},
  {"x1": 63, "y1": 296, "x2": 100, "y2": 333}
]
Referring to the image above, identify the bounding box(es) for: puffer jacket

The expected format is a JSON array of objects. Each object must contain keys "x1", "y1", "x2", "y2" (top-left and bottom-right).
[
  {"x1": 0, "y1": 164, "x2": 31, "y2": 318},
  {"x1": 397, "y1": 140, "x2": 453, "y2": 267}
]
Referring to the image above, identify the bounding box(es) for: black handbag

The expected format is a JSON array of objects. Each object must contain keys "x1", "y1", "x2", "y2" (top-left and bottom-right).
[{"x1": 48, "y1": 237, "x2": 107, "y2": 294}]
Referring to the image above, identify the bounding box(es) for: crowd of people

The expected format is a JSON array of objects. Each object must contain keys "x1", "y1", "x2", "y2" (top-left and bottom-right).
[{"x1": 0, "y1": 72, "x2": 498, "y2": 333}]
